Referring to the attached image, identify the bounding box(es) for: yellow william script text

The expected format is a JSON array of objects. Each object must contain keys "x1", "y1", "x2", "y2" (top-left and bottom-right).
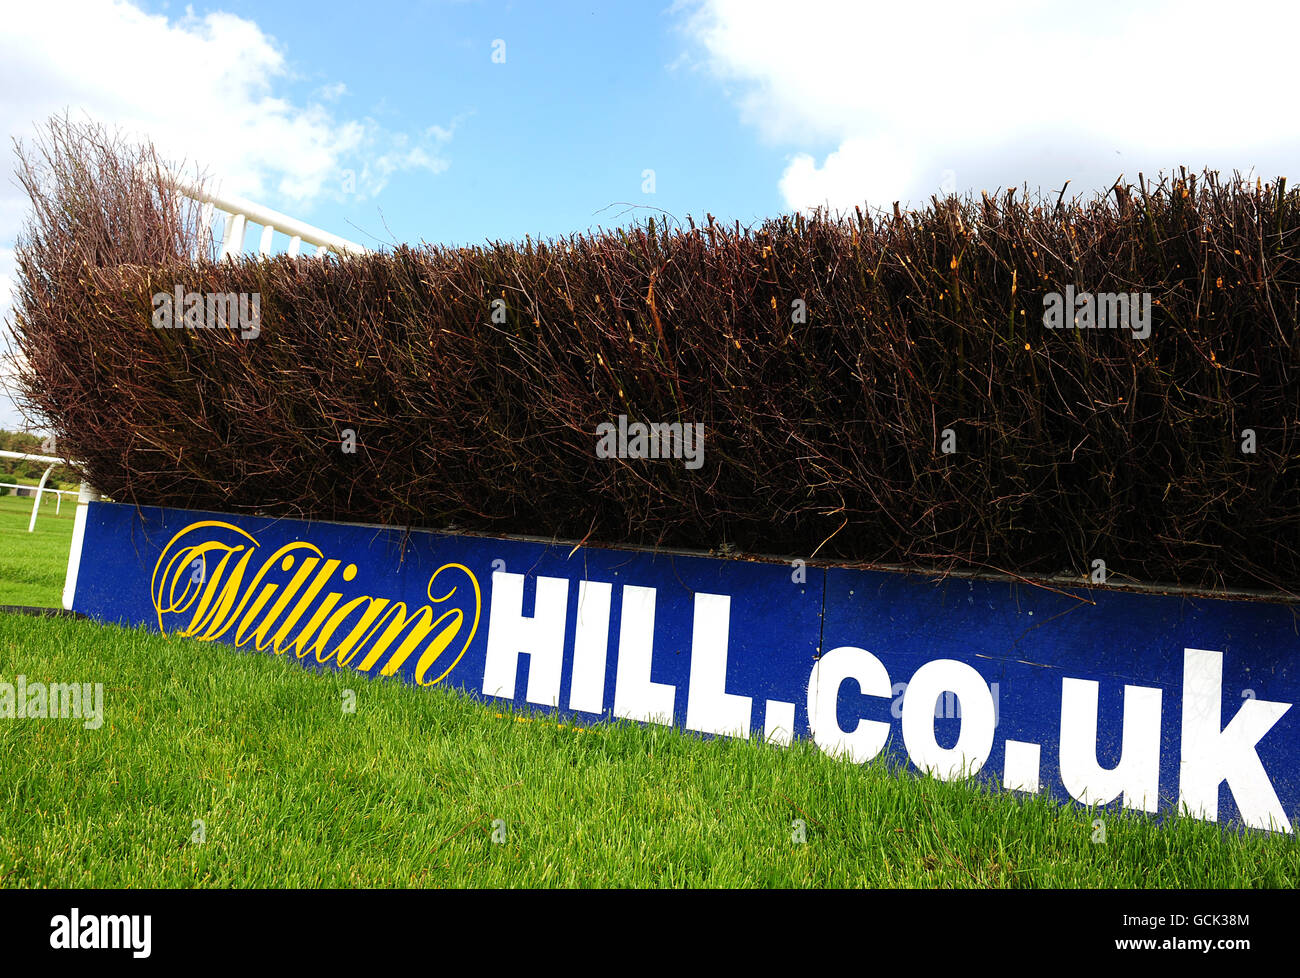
[{"x1": 150, "y1": 521, "x2": 481, "y2": 685}]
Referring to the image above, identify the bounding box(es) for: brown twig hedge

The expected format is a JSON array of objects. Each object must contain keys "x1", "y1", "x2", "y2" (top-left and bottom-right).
[{"x1": 7, "y1": 119, "x2": 1300, "y2": 592}]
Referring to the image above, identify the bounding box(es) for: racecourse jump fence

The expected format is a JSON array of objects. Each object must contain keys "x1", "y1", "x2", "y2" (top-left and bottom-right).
[
  {"x1": 8, "y1": 118, "x2": 1300, "y2": 594},
  {"x1": 11, "y1": 117, "x2": 1300, "y2": 834},
  {"x1": 21, "y1": 169, "x2": 1299, "y2": 594}
]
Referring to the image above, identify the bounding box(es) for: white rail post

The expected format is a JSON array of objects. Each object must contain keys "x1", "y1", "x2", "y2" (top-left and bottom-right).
[
  {"x1": 28, "y1": 462, "x2": 56, "y2": 533},
  {"x1": 220, "y1": 212, "x2": 248, "y2": 260}
]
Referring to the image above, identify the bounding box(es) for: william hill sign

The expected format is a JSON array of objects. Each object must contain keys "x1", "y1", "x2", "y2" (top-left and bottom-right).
[{"x1": 69, "y1": 502, "x2": 1300, "y2": 832}]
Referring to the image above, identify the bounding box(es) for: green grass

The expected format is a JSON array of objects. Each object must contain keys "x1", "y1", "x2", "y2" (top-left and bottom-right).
[
  {"x1": 0, "y1": 471, "x2": 71, "y2": 490},
  {"x1": 0, "y1": 493, "x2": 76, "y2": 607},
  {"x1": 2, "y1": 611, "x2": 1298, "y2": 887},
  {"x1": 0, "y1": 505, "x2": 1295, "y2": 887}
]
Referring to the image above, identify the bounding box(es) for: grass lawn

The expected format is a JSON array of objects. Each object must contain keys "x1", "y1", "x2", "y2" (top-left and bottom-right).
[
  {"x1": 0, "y1": 493, "x2": 76, "y2": 607},
  {"x1": 1, "y1": 610, "x2": 1298, "y2": 887},
  {"x1": 0, "y1": 498, "x2": 1295, "y2": 887}
]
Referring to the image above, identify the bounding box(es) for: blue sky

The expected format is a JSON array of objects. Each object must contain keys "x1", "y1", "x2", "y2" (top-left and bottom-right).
[
  {"x1": 3, "y1": 0, "x2": 1300, "y2": 430},
  {"x1": 170, "y1": 0, "x2": 791, "y2": 248}
]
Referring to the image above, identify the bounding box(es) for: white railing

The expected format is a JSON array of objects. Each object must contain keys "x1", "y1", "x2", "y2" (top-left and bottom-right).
[
  {"x1": 0, "y1": 452, "x2": 106, "y2": 609},
  {"x1": 171, "y1": 177, "x2": 372, "y2": 260},
  {"x1": 0, "y1": 449, "x2": 74, "y2": 532},
  {"x1": 0, "y1": 449, "x2": 85, "y2": 543},
  {"x1": 0, "y1": 482, "x2": 75, "y2": 514}
]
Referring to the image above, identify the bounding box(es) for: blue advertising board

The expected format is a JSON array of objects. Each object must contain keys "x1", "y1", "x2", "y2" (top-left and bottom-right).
[{"x1": 67, "y1": 501, "x2": 1300, "y2": 832}]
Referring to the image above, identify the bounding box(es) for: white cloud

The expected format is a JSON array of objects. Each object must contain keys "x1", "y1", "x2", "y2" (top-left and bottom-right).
[
  {"x1": 780, "y1": 137, "x2": 917, "y2": 215},
  {"x1": 0, "y1": 2, "x2": 452, "y2": 209},
  {"x1": 686, "y1": 0, "x2": 1300, "y2": 212},
  {"x1": 0, "y1": 249, "x2": 30, "y2": 432},
  {"x1": 0, "y1": 0, "x2": 456, "y2": 431}
]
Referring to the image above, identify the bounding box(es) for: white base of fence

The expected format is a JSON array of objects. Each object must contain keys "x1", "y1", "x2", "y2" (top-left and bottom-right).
[{"x1": 62, "y1": 482, "x2": 100, "y2": 611}]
